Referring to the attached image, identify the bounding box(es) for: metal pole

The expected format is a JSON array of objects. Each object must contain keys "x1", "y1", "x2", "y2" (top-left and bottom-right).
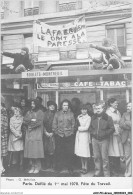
[
  {"x1": 100, "y1": 89, "x2": 104, "y2": 101},
  {"x1": 126, "y1": 89, "x2": 130, "y2": 103},
  {"x1": 55, "y1": 77, "x2": 59, "y2": 108},
  {"x1": 33, "y1": 20, "x2": 38, "y2": 98},
  {"x1": 100, "y1": 76, "x2": 104, "y2": 101}
]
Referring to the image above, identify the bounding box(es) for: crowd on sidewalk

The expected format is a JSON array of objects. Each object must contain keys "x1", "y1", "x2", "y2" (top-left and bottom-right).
[{"x1": 1, "y1": 95, "x2": 132, "y2": 177}]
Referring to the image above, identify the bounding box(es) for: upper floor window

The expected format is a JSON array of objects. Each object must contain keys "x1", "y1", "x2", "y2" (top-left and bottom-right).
[
  {"x1": 106, "y1": 24, "x2": 126, "y2": 56},
  {"x1": 1, "y1": 11, "x2": 4, "y2": 19},
  {"x1": 24, "y1": 1, "x2": 39, "y2": 16},
  {"x1": 57, "y1": 0, "x2": 82, "y2": 12},
  {"x1": 0, "y1": 1, "x2": 5, "y2": 19}
]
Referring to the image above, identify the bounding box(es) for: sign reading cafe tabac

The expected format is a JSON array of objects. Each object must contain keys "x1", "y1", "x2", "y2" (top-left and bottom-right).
[
  {"x1": 37, "y1": 81, "x2": 130, "y2": 89},
  {"x1": 33, "y1": 16, "x2": 87, "y2": 48}
]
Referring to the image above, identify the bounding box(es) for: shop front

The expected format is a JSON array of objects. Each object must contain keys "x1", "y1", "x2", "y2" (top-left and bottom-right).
[
  {"x1": 35, "y1": 70, "x2": 131, "y2": 115},
  {"x1": 1, "y1": 68, "x2": 131, "y2": 115}
]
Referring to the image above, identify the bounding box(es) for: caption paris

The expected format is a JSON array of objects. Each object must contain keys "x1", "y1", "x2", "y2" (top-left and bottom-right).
[{"x1": 22, "y1": 181, "x2": 111, "y2": 186}]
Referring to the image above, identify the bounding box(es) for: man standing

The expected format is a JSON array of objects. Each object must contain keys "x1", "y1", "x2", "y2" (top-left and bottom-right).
[
  {"x1": 52, "y1": 99, "x2": 75, "y2": 175},
  {"x1": 89, "y1": 102, "x2": 115, "y2": 177},
  {"x1": 120, "y1": 102, "x2": 132, "y2": 177}
]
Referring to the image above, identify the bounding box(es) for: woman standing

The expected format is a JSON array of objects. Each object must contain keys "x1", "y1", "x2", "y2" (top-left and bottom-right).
[
  {"x1": 1, "y1": 96, "x2": 8, "y2": 175},
  {"x1": 75, "y1": 104, "x2": 91, "y2": 174},
  {"x1": 43, "y1": 101, "x2": 57, "y2": 169},
  {"x1": 8, "y1": 107, "x2": 24, "y2": 169},
  {"x1": 106, "y1": 98, "x2": 123, "y2": 176},
  {"x1": 24, "y1": 99, "x2": 44, "y2": 174}
]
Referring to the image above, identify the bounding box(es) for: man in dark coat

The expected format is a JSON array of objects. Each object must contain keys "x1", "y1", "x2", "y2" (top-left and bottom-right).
[
  {"x1": 89, "y1": 101, "x2": 115, "y2": 177},
  {"x1": 2, "y1": 47, "x2": 33, "y2": 73}
]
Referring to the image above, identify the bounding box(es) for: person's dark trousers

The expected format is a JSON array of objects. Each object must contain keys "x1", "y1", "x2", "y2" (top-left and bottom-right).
[
  {"x1": 109, "y1": 156, "x2": 121, "y2": 176},
  {"x1": 92, "y1": 138, "x2": 110, "y2": 177},
  {"x1": 54, "y1": 134, "x2": 74, "y2": 172}
]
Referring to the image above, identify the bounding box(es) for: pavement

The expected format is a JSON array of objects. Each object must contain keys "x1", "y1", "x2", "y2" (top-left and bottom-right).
[{"x1": 2, "y1": 160, "x2": 125, "y2": 178}]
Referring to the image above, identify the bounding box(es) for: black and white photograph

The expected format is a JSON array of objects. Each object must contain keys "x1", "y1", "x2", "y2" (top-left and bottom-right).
[{"x1": 0, "y1": 0, "x2": 132, "y2": 194}]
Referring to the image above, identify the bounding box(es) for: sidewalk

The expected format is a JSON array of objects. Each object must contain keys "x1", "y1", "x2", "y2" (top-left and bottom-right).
[{"x1": 2, "y1": 157, "x2": 125, "y2": 177}]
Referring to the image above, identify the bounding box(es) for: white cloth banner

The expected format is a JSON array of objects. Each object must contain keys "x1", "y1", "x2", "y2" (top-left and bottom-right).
[{"x1": 33, "y1": 16, "x2": 87, "y2": 48}]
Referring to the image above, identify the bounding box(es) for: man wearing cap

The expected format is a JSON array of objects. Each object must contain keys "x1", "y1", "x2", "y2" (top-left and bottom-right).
[{"x1": 1, "y1": 47, "x2": 33, "y2": 73}]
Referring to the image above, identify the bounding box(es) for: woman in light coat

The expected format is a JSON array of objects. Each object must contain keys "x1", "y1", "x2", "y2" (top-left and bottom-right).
[
  {"x1": 106, "y1": 98, "x2": 123, "y2": 176},
  {"x1": 24, "y1": 99, "x2": 44, "y2": 174},
  {"x1": 8, "y1": 106, "x2": 23, "y2": 168},
  {"x1": 75, "y1": 104, "x2": 91, "y2": 174}
]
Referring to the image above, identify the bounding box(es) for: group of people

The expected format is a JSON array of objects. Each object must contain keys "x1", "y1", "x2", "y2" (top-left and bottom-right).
[
  {"x1": 1, "y1": 38, "x2": 125, "y2": 74},
  {"x1": 1, "y1": 96, "x2": 131, "y2": 177}
]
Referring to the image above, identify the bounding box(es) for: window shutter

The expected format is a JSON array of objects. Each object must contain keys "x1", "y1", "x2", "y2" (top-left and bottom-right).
[
  {"x1": 77, "y1": 0, "x2": 82, "y2": 9},
  {"x1": 20, "y1": 1, "x2": 24, "y2": 17},
  {"x1": 39, "y1": 1, "x2": 45, "y2": 14}
]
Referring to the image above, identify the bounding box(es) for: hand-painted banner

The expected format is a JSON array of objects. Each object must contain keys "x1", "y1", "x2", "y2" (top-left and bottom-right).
[{"x1": 33, "y1": 16, "x2": 87, "y2": 48}]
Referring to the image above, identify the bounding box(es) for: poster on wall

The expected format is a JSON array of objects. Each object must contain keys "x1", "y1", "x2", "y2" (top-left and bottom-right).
[{"x1": 33, "y1": 16, "x2": 87, "y2": 48}]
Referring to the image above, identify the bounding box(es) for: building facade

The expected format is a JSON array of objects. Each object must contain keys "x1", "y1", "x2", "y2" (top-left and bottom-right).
[{"x1": 1, "y1": 0, "x2": 132, "y2": 113}]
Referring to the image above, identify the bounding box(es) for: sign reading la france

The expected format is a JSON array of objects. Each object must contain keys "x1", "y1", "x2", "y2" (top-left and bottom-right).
[{"x1": 33, "y1": 16, "x2": 87, "y2": 48}]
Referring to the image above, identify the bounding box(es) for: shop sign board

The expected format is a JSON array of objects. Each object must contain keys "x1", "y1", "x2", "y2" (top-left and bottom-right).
[
  {"x1": 37, "y1": 83, "x2": 59, "y2": 89},
  {"x1": 37, "y1": 81, "x2": 130, "y2": 89},
  {"x1": 22, "y1": 70, "x2": 68, "y2": 78}
]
